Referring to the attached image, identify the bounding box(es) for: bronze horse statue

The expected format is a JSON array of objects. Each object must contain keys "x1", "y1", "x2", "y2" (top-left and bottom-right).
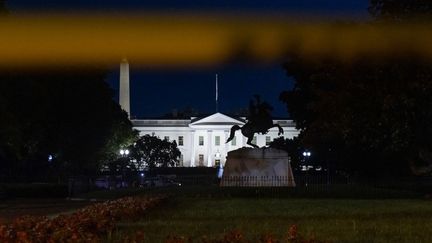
[{"x1": 226, "y1": 96, "x2": 284, "y2": 148}]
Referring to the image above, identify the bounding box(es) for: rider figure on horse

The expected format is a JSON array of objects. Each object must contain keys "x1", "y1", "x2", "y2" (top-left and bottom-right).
[
  {"x1": 248, "y1": 95, "x2": 274, "y2": 135},
  {"x1": 226, "y1": 95, "x2": 284, "y2": 148}
]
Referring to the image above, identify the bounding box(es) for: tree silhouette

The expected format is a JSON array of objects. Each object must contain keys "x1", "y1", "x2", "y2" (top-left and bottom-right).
[
  {"x1": 0, "y1": 0, "x2": 6, "y2": 14},
  {"x1": 0, "y1": 69, "x2": 136, "y2": 181},
  {"x1": 129, "y1": 135, "x2": 180, "y2": 169},
  {"x1": 280, "y1": 1, "x2": 432, "y2": 176},
  {"x1": 369, "y1": 0, "x2": 432, "y2": 21}
]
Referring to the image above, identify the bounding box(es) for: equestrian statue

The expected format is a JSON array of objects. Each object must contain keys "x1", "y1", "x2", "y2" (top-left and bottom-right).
[{"x1": 226, "y1": 95, "x2": 284, "y2": 148}]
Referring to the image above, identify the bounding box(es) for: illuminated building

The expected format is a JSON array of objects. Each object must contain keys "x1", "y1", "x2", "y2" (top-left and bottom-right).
[{"x1": 119, "y1": 60, "x2": 299, "y2": 167}]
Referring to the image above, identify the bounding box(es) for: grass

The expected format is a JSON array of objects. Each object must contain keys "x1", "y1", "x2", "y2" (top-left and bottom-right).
[{"x1": 110, "y1": 189, "x2": 432, "y2": 242}]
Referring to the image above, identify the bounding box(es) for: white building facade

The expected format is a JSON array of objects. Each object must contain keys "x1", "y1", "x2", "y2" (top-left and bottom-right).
[
  {"x1": 119, "y1": 60, "x2": 300, "y2": 167},
  {"x1": 132, "y1": 112, "x2": 299, "y2": 167}
]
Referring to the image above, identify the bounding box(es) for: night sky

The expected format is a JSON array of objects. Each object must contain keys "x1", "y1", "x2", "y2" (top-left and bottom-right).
[{"x1": 7, "y1": 0, "x2": 369, "y2": 118}]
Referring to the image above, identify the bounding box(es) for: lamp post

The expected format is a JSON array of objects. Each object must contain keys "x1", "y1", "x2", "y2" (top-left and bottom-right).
[
  {"x1": 303, "y1": 150, "x2": 311, "y2": 187},
  {"x1": 119, "y1": 149, "x2": 130, "y2": 187}
]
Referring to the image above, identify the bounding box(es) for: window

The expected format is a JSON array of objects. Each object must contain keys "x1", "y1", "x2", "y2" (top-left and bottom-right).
[
  {"x1": 198, "y1": 154, "x2": 204, "y2": 166},
  {"x1": 231, "y1": 136, "x2": 236, "y2": 146},
  {"x1": 251, "y1": 136, "x2": 257, "y2": 145},
  {"x1": 164, "y1": 136, "x2": 169, "y2": 141},
  {"x1": 215, "y1": 159, "x2": 221, "y2": 167},
  {"x1": 199, "y1": 136, "x2": 204, "y2": 146},
  {"x1": 266, "y1": 136, "x2": 271, "y2": 146},
  {"x1": 215, "y1": 136, "x2": 220, "y2": 146},
  {"x1": 178, "y1": 136, "x2": 184, "y2": 146},
  {"x1": 179, "y1": 154, "x2": 184, "y2": 166}
]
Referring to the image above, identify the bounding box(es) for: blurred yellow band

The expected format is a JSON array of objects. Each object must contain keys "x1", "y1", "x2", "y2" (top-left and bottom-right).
[{"x1": 0, "y1": 14, "x2": 431, "y2": 68}]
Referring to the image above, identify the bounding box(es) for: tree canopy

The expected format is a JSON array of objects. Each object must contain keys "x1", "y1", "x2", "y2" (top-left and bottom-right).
[
  {"x1": 280, "y1": 1, "x2": 432, "y2": 177},
  {"x1": 129, "y1": 135, "x2": 181, "y2": 169},
  {"x1": 0, "y1": 69, "x2": 136, "y2": 181},
  {"x1": 369, "y1": 0, "x2": 432, "y2": 21}
]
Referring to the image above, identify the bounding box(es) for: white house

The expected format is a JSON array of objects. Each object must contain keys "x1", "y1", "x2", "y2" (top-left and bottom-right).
[
  {"x1": 132, "y1": 113, "x2": 299, "y2": 167},
  {"x1": 118, "y1": 59, "x2": 300, "y2": 167}
]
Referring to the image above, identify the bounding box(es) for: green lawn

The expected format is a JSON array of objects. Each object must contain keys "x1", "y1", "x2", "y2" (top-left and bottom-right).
[{"x1": 113, "y1": 196, "x2": 432, "y2": 242}]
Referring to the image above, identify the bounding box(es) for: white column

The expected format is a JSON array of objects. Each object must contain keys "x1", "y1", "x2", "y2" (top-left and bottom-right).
[
  {"x1": 207, "y1": 130, "x2": 212, "y2": 167},
  {"x1": 190, "y1": 131, "x2": 196, "y2": 167},
  {"x1": 119, "y1": 59, "x2": 130, "y2": 117},
  {"x1": 224, "y1": 130, "x2": 229, "y2": 166}
]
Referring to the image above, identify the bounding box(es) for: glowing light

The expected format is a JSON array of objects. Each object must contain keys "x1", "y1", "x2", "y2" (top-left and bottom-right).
[{"x1": 120, "y1": 149, "x2": 125, "y2": 155}]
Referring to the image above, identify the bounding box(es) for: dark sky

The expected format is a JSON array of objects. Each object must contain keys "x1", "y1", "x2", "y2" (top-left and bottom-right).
[{"x1": 8, "y1": 0, "x2": 370, "y2": 118}]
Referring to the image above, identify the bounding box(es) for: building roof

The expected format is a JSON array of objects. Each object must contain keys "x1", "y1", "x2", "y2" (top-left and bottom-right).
[{"x1": 131, "y1": 112, "x2": 295, "y2": 128}]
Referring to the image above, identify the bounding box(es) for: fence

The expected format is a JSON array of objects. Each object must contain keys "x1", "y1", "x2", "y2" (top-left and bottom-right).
[
  {"x1": 220, "y1": 176, "x2": 295, "y2": 187},
  {"x1": 66, "y1": 173, "x2": 432, "y2": 199}
]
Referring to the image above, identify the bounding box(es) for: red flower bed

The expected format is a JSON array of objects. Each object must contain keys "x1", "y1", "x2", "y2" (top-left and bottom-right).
[{"x1": 0, "y1": 196, "x2": 165, "y2": 242}]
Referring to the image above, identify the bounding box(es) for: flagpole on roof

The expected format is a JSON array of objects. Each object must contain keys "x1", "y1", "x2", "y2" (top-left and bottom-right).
[{"x1": 215, "y1": 74, "x2": 219, "y2": 113}]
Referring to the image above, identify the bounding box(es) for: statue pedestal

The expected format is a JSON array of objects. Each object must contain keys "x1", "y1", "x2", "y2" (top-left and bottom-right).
[{"x1": 220, "y1": 148, "x2": 296, "y2": 187}]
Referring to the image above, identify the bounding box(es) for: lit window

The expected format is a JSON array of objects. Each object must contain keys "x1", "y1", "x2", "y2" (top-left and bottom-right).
[
  {"x1": 231, "y1": 136, "x2": 236, "y2": 146},
  {"x1": 199, "y1": 136, "x2": 204, "y2": 146},
  {"x1": 179, "y1": 154, "x2": 184, "y2": 166},
  {"x1": 215, "y1": 136, "x2": 220, "y2": 146},
  {"x1": 178, "y1": 136, "x2": 184, "y2": 146},
  {"x1": 266, "y1": 136, "x2": 271, "y2": 146},
  {"x1": 215, "y1": 159, "x2": 221, "y2": 167},
  {"x1": 198, "y1": 154, "x2": 204, "y2": 166}
]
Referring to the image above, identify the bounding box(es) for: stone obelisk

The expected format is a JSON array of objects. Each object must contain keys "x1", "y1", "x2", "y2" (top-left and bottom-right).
[{"x1": 119, "y1": 59, "x2": 130, "y2": 118}]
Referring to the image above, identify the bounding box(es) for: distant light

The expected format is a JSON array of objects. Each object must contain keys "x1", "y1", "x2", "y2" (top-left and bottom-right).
[
  {"x1": 48, "y1": 154, "x2": 53, "y2": 162},
  {"x1": 217, "y1": 166, "x2": 224, "y2": 178},
  {"x1": 120, "y1": 149, "x2": 125, "y2": 155},
  {"x1": 140, "y1": 173, "x2": 144, "y2": 177},
  {"x1": 302, "y1": 152, "x2": 307, "y2": 156},
  {"x1": 125, "y1": 149, "x2": 130, "y2": 155},
  {"x1": 307, "y1": 152, "x2": 311, "y2": 156}
]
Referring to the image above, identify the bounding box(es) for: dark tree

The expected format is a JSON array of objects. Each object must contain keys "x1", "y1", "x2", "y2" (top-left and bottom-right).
[
  {"x1": 269, "y1": 137, "x2": 302, "y2": 169},
  {"x1": 129, "y1": 135, "x2": 181, "y2": 169},
  {"x1": 279, "y1": 1, "x2": 432, "y2": 177},
  {"x1": 0, "y1": 69, "x2": 136, "y2": 181},
  {"x1": 281, "y1": 57, "x2": 432, "y2": 176},
  {"x1": 0, "y1": 0, "x2": 6, "y2": 13},
  {"x1": 369, "y1": 0, "x2": 432, "y2": 21}
]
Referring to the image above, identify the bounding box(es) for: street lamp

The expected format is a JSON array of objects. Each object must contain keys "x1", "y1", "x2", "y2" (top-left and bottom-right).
[
  {"x1": 119, "y1": 148, "x2": 130, "y2": 188},
  {"x1": 119, "y1": 149, "x2": 129, "y2": 156},
  {"x1": 302, "y1": 150, "x2": 312, "y2": 187}
]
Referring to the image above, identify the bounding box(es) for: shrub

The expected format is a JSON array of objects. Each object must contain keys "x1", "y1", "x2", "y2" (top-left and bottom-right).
[{"x1": 0, "y1": 195, "x2": 165, "y2": 242}]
